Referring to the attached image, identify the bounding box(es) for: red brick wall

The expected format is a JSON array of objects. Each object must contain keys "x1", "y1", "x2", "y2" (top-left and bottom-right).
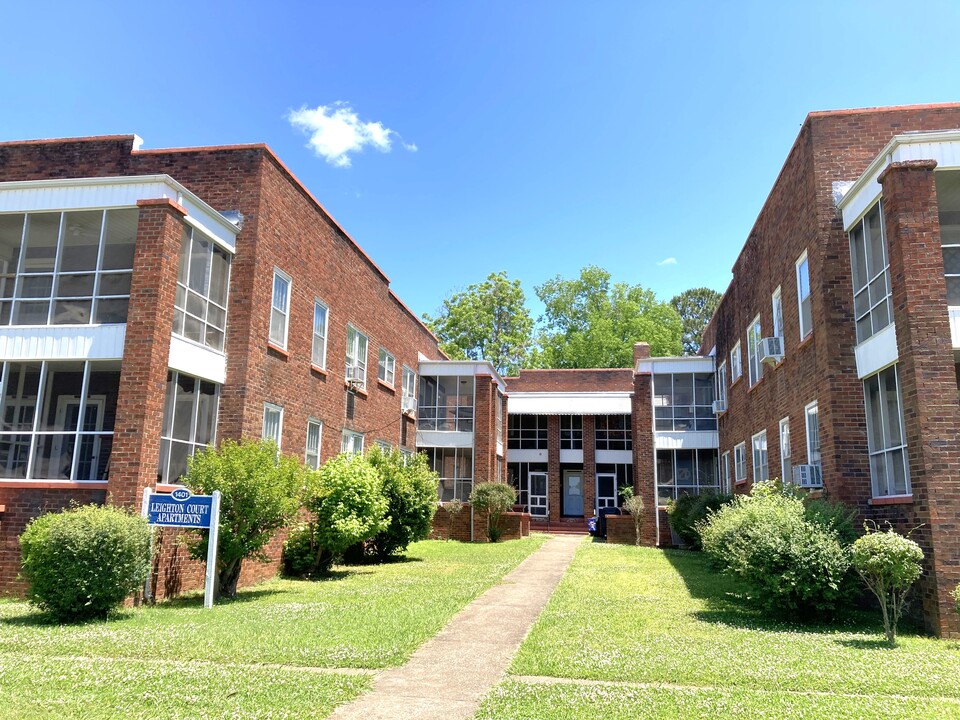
[
  {"x1": 606, "y1": 514, "x2": 641, "y2": 544},
  {"x1": 429, "y1": 504, "x2": 529, "y2": 542},
  {"x1": 505, "y1": 368, "x2": 634, "y2": 392},
  {"x1": 632, "y1": 371, "x2": 658, "y2": 546}
]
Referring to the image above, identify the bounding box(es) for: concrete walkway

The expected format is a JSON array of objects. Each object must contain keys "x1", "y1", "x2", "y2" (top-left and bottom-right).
[{"x1": 328, "y1": 534, "x2": 582, "y2": 720}]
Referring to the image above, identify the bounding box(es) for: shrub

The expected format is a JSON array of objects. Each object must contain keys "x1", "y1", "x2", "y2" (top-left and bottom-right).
[
  {"x1": 666, "y1": 493, "x2": 732, "y2": 550},
  {"x1": 281, "y1": 523, "x2": 321, "y2": 578},
  {"x1": 620, "y1": 486, "x2": 644, "y2": 546},
  {"x1": 469, "y1": 482, "x2": 517, "y2": 542},
  {"x1": 187, "y1": 439, "x2": 306, "y2": 598},
  {"x1": 850, "y1": 525, "x2": 924, "y2": 645},
  {"x1": 699, "y1": 486, "x2": 855, "y2": 617},
  {"x1": 294, "y1": 453, "x2": 389, "y2": 575},
  {"x1": 804, "y1": 496, "x2": 858, "y2": 546},
  {"x1": 367, "y1": 447, "x2": 439, "y2": 560},
  {"x1": 19, "y1": 504, "x2": 151, "y2": 621}
]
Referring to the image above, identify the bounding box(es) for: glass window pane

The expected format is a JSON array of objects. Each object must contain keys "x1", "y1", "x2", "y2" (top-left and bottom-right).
[
  {"x1": 946, "y1": 277, "x2": 960, "y2": 306},
  {"x1": 167, "y1": 440, "x2": 191, "y2": 483},
  {"x1": 101, "y1": 209, "x2": 138, "y2": 271},
  {"x1": 59, "y1": 211, "x2": 102, "y2": 272},
  {"x1": 195, "y1": 380, "x2": 218, "y2": 446},
  {"x1": 52, "y1": 299, "x2": 91, "y2": 324},
  {"x1": 13, "y1": 300, "x2": 49, "y2": 325},
  {"x1": 31, "y1": 434, "x2": 75, "y2": 479},
  {"x1": 56, "y1": 273, "x2": 95, "y2": 297},
  {"x1": 881, "y1": 368, "x2": 903, "y2": 448},
  {"x1": 37, "y1": 361, "x2": 85, "y2": 431},
  {"x1": 94, "y1": 297, "x2": 128, "y2": 324},
  {"x1": 19, "y1": 275, "x2": 53, "y2": 299},
  {"x1": 188, "y1": 236, "x2": 211, "y2": 295},
  {"x1": 0, "y1": 215, "x2": 24, "y2": 291},
  {"x1": 850, "y1": 227, "x2": 867, "y2": 292},
  {"x1": 98, "y1": 272, "x2": 131, "y2": 296},
  {"x1": 0, "y1": 434, "x2": 31, "y2": 478},
  {"x1": 85, "y1": 362, "x2": 120, "y2": 433},
  {"x1": 22, "y1": 213, "x2": 60, "y2": 273},
  {"x1": 172, "y1": 374, "x2": 197, "y2": 441},
  {"x1": 75, "y1": 433, "x2": 111, "y2": 481},
  {"x1": 866, "y1": 205, "x2": 886, "y2": 276},
  {"x1": 944, "y1": 246, "x2": 960, "y2": 276},
  {"x1": 210, "y1": 247, "x2": 230, "y2": 307}
]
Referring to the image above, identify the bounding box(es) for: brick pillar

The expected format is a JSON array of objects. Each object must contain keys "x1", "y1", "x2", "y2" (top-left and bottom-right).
[
  {"x1": 880, "y1": 159, "x2": 960, "y2": 637},
  {"x1": 633, "y1": 369, "x2": 657, "y2": 546},
  {"x1": 582, "y1": 415, "x2": 596, "y2": 517},
  {"x1": 547, "y1": 415, "x2": 561, "y2": 520},
  {"x1": 108, "y1": 199, "x2": 185, "y2": 509},
  {"x1": 472, "y1": 375, "x2": 499, "y2": 485}
]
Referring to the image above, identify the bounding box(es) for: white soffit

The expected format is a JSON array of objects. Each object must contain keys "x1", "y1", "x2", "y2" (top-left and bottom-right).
[
  {"x1": 508, "y1": 392, "x2": 631, "y2": 416},
  {"x1": 637, "y1": 356, "x2": 715, "y2": 374},
  {"x1": 838, "y1": 130, "x2": 960, "y2": 230},
  {"x1": 0, "y1": 175, "x2": 239, "y2": 253}
]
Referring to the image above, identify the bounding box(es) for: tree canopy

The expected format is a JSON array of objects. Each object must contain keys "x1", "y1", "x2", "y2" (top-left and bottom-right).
[
  {"x1": 530, "y1": 265, "x2": 682, "y2": 368},
  {"x1": 423, "y1": 271, "x2": 534, "y2": 376},
  {"x1": 670, "y1": 287, "x2": 722, "y2": 355}
]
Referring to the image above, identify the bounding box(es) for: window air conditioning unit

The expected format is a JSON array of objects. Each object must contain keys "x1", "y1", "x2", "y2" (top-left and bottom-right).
[
  {"x1": 711, "y1": 400, "x2": 727, "y2": 414},
  {"x1": 401, "y1": 396, "x2": 417, "y2": 415},
  {"x1": 792, "y1": 464, "x2": 822, "y2": 488},
  {"x1": 345, "y1": 365, "x2": 364, "y2": 384},
  {"x1": 760, "y1": 336, "x2": 784, "y2": 364}
]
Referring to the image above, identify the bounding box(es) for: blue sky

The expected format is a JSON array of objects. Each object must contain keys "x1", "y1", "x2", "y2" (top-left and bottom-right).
[{"x1": 4, "y1": 1, "x2": 960, "y2": 321}]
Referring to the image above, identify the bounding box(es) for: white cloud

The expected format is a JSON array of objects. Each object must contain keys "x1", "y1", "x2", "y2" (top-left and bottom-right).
[
  {"x1": 657, "y1": 257, "x2": 678, "y2": 266},
  {"x1": 287, "y1": 102, "x2": 414, "y2": 168}
]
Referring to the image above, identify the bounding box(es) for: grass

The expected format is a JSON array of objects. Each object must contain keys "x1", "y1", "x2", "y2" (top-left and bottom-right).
[
  {"x1": 476, "y1": 541, "x2": 960, "y2": 719},
  {"x1": 1, "y1": 536, "x2": 545, "y2": 718}
]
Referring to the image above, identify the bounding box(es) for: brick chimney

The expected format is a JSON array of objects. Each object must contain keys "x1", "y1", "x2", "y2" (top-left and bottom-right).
[{"x1": 633, "y1": 342, "x2": 651, "y2": 366}]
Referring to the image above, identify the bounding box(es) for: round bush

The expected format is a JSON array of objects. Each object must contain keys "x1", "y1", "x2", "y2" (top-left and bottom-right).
[
  {"x1": 850, "y1": 528, "x2": 923, "y2": 644},
  {"x1": 367, "y1": 447, "x2": 439, "y2": 560},
  {"x1": 469, "y1": 482, "x2": 517, "y2": 542},
  {"x1": 19, "y1": 504, "x2": 151, "y2": 621},
  {"x1": 667, "y1": 493, "x2": 732, "y2": 549},
  {"x1": 281, "y1": 523, "x2": 330, "y2": 578}
]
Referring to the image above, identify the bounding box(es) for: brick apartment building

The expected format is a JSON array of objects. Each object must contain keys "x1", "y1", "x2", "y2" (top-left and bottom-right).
[
  {"x1": 702, "y1": 103, "x2": 960, "y2": 637},
  {"x1": 0, "y1": 135, "x2": 444, "y2": 595}
]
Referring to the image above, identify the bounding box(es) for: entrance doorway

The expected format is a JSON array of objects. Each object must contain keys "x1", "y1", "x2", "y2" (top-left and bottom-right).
[
  {"x1": 562, "y1": 469, "x2": 584, "y2": 517},
  {"x1": 528, "y1": 471, "x2": 548, "y2": 518}
]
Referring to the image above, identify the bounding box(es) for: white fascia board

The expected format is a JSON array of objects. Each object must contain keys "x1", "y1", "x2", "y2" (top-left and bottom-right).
[
  {"x1": 417, "y1": 359, "x2": 506, "y2": 392},
  {"x1": 168, "y1": 335, "x2": 227, "y2": 384},
  {"x1": 0, "y1": 175, "x2": 239, "y2": 253},
  {"x1": 838, "y1": 130, "x2": 960, "y2": 230},
  {"x1": 637, "y1": 356, "x2": 715, "y2": 374},
  {"x1": 854, "y1": 323, "x2": 899, "y2": 379}
]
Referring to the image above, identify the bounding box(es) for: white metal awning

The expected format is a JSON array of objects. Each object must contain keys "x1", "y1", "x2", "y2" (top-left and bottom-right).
[{"x1": 508, "y1": 392, "x2": 631, "y2": 416}]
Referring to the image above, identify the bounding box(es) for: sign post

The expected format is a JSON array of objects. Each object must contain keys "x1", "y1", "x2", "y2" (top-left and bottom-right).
[{"x1": 143, "y1": 486, "x2": 222, "y2": 608}]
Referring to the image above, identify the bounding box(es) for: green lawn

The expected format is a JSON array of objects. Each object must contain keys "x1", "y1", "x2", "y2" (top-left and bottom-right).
[
  {"x1": 477, "y1": 541, "x2": 960, "y2": 719},
  {"x1": 0, "y1": 536, "x2": 545, "y2": 719}
]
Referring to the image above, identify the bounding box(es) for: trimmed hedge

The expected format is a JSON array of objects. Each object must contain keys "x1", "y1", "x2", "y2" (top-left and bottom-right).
[{"x1": 19, "y1": 504, "x2": 151, "y2": 621}]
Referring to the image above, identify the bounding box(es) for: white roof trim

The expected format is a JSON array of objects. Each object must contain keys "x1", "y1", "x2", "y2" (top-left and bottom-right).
[
  {"x1": 508, "y1": 391, "x2": 631, "y2": 416},
  {"x1": 0, "y1": 174, "x2": 240, "y2": 252},
  {"x1": 417, "y1": 359, "x2": 506, "y2": 392}
]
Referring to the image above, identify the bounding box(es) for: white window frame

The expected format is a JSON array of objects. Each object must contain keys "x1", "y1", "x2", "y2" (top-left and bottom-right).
[
  {"x1": 863, "y1": 366, "x2": 910, "y2": 498},
  {"x1": 805, "y1": 401, "x2": 820, "y2": 468},
  {"x1": 376, "y1": 439, "x2": 392, "y2": 453},
  {"x1": 378, "y1": 347, "x2": 396, "y2": 386},
  {"x1": 402, "y1": 366, "x2": 416, "y2": 401},
  {"x1": 734, "y1": 442, "x2": 747, "y2": 484},
  {"x1": 721, "y1": 451, "x2": 731, "y2": 494},
  {"x1": 747, "y1": 315, "x2": 762, "y2": 387},
  {"x1": 270, "y1": 269, "x2": 291, "y2": 350},
  {"x1": 312, "y1": 300, "x2": 328, "y2": 369},
  {"x1": 346, "y1": 324, "x2": 368, "y2": 390},
  {"x1": 341, "y1": 429, "x2": 364, "y2": 455},
  {"x1": 772, "y1": 286, "x2": 783, "y2": 341},
  {"x1": 262, "y1": 402, "x2": 283, "y2": 449},
  {"x1": 779, "y1": 417, "x2": 791, "y2": 483},
  {"x1": 305, "y1": 418, "x2": 323, "y2": 470},
  {"x1": 716, "y1": 361, "x2": 728, "y2": 408},
  {"x1": 752, "y1": 430, "x2": 768, "y2": 484},
  {"x1": 796, "y1": 251, "x2": 812, "y2": 340},
  {"x1": 730, "y1": 341, "x2": 742, "y2": 382}
]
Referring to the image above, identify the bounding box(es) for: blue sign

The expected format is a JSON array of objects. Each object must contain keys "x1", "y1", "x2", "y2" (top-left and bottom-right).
[{"x1": 147, "y1": 487, "x2": 214, "y2": 528}]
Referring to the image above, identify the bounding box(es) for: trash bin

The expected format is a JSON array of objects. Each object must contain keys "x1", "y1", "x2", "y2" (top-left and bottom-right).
[{"x1": 597, "y1": 506, "x2": 622, "y2": 538}]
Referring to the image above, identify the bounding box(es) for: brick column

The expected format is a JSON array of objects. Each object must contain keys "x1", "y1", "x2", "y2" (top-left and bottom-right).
[
  {"x1": 632, "y1": 371, "x2": 657, "y2": 546},
  {"x1": 547, "y1": 415, "x2": 561, "y2": 520},
  {"x1": 108, "y1": 199, "x2": 185, "y2": 509},
  {"x1": 472, "y1": 375, "x2": 499, "y2": 485},
  {"x1": 880, "y1": 159, "x2": 960, "y2": 637},
  {"x1": 582, "y1": 415, "x2": 596, "y2": 516}
]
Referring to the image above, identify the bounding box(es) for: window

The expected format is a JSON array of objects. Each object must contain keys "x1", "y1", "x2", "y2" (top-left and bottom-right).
[
  {"x1": 747, "y1": 315, "x2": 762, "y2": 387},
  {"x1": 734, "y1": 442, "x2": 747, "y2": 484},
  {"x1": 269, "y1": 269, "x2": 291, "y2": 348},
  {"x1": 496, "y1": 393, "x2": 504, "y2": 446},
  {"x1": 509, "y1": 414, "x2": 548, "y2": 449},
  {"x1": 596, "y1": 415, "x2": 632, "y2": 451},
  {"x1": 341, "y1": 429, "x2": 364, "y2": 455},
  {"x1": 426, "y1": 446, "x2": 473, "y2": 501},
  {"x1": 378, "y1": 348, "x2": 396, "y2": 386},
  {"x1": 0, "y1": 209, "x2": 136, "y2": 326},
  {"x1": 772, "y1": 287, "x2": 784, "y2": 341},
  {"x1": 779, "y1": 417, "x2": 791, "y2": 483},
  {"x1": 796, "y1": 251, "x2": 812, "y2": 339},
  {"x1": 159, "y1": 370, "x2": 219, "y2": 483},
  {"x1": 943, "y1": 195, "x2": 960, "y2": 305},
  {"x1": 752, "y1": 431, "x2": 768, "y2": 483},
  {"x1": 402, "y1": 366, "x2": 416, "y2": 400},
  {"x1": 376, "y1": 439, "x2": 391, "y2": 452},
  {"x1": 417, "y1": 375, "x2": 474, "y2": 431},
  {"x1": 730, "y1": 341, "x2": 742, "y2": 382},
  {"x1": 656, "y1": 449, "x2": 718, "y2": 504},
  {"x1": 864, "y1": 366, "x2": 910, "y2": 497},
  {"x1": 0, "y1": 360, "x2": 120, "y2": 482},
  {"x1": 345, "y1": 324, "x2": 368, "y2": 389},
  {"x1": 805, "y1": 401, "x2": 821, "y2": 470},
  {"x1": 849, "y1": 203, "x2": 893, "y2": 343},
  {"x1": 716, "y1": 361, "x2": 728, "y2": 409},
  {"x1": 721, "y1": 451, "x2": 731, "y2": 493},
  {"x1": 262, "y1": 403, "x2": 283, "y2": 448},
  {"x1": 560, "y1": 415, "x2": 582, "y2": 449},
  {"x1": 305, "y1": 419, "x2": 323, "y2": 470},
  {"x1": 174, "y1": 226, "x2": 231, "y2": 351},
  {"x1": 653, "y1": 373, "x2": 716, "y2": 431},
  {"x1": 312, "y1": 301, "x2": 328, "y2": 368}
]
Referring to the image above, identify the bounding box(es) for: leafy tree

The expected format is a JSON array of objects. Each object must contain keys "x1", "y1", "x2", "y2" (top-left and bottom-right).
[
  {"x1": 187, "y1": 439, "x2": 306, "y2": 599},
  {"x1": 670, "y1": 287, "x2": 722, "y2": 355},
  {"x1": 469, "y1": 482, "x2": 517, "y2": 542},
  {"x1": 531, "y1": 266, "x2": 682, "y2": 367},
  {"x1": 367, "y1": 447, "x2": 440, "y2": 560},
  {"x1": 424, "y1": 271, "x2": 534, "y2": 375}
]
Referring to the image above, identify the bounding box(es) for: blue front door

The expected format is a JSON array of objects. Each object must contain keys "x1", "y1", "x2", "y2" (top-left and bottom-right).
[{"x1": 563, "y1": 471, "x2": 584, "y2": 516}]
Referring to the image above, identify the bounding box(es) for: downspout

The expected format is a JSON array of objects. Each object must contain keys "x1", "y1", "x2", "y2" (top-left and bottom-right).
[{"x1": 650, "y1": 370, "x2": 660, "y2": 547}]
